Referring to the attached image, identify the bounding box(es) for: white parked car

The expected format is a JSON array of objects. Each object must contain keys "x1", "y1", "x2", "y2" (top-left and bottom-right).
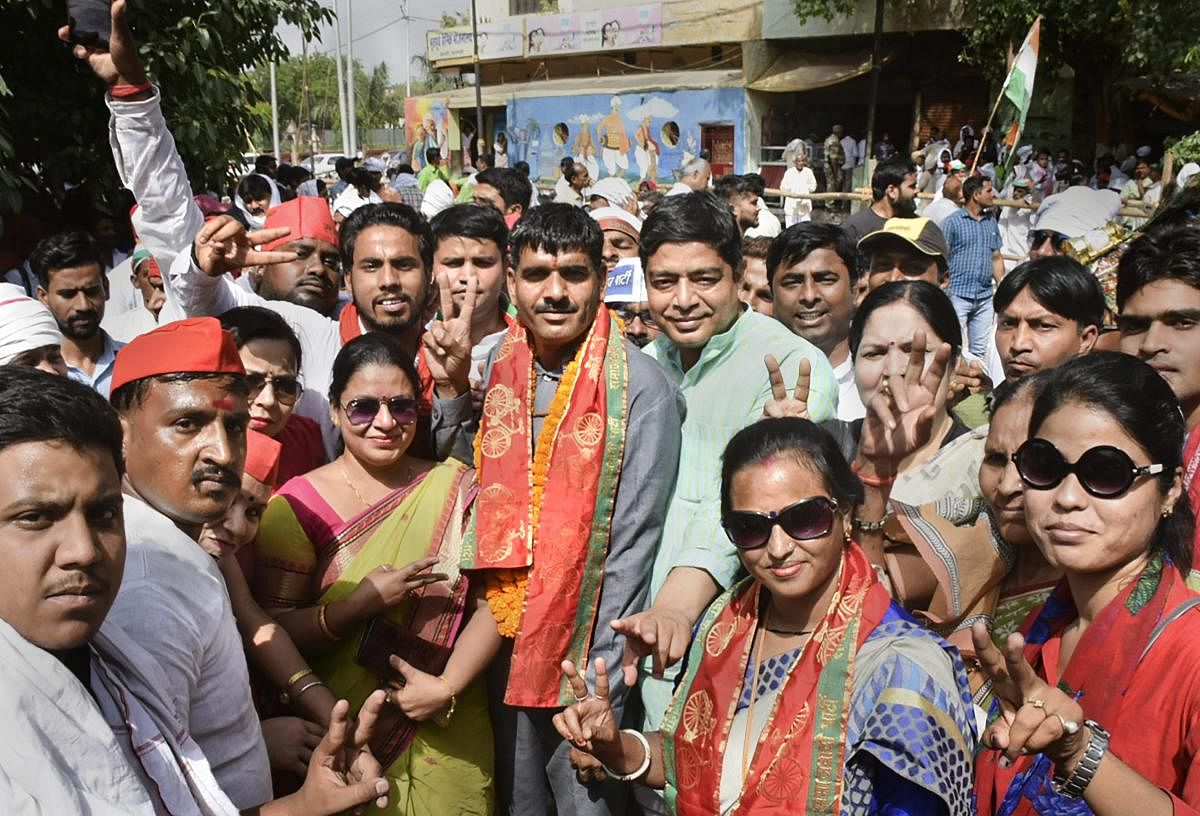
[{"x1": 303, "y1": 153, "x2": 344, "y2": 180}]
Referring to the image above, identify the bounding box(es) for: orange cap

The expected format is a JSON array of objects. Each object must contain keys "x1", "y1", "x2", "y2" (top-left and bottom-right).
[
  {"x1": 263, "y1": 196, "x2": 339, "y2": 252},
  {"x1": 111, "y1": 317, "x2": 245, "y2": 396},
  {"x1": 244, "y1": 430, "x2": 282, "y2": 488}
]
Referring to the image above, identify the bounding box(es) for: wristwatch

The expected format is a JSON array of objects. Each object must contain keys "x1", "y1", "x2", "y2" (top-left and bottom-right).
[{"x1": 1051, "y1": 719, "x2": 1109, "y2": 799}]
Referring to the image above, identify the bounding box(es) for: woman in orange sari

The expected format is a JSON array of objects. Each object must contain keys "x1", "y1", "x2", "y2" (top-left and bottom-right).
[
  {"x1": 554, "y1": 418, "x2": 975, "y2": 814},
  {"x1": 254, "y1": 333, "x2": 499, "y2": 815},
  {"x1": 973, "y1": 352, "x2": 1200, "y2": 816}
]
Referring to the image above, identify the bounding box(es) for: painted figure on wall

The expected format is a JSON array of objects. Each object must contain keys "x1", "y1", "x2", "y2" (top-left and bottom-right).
[
  {"x1": 597, "y1": 96, "x2": 631, "y2": 178},
  {"x1": 633, "y1": 115, "x2": 658, "y2": 181}
]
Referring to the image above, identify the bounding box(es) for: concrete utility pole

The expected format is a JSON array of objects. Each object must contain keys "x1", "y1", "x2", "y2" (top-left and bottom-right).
[
  {"x1": 333, "y1": 0, "x2": 351, "y2": 157},
  {"x1": 346, "y1": 0, "x2": 359, "y2": 157},
  {"x1": 269, "y1": 62, "x2": 281, "y2": 159},
  {"x1": 471, "y1": 0, "x2": 483, "y2": 152},
  {"x1": 403, "y1": 0, "x2": 412, "y2": 98},
  {"x1": 864, "y1": 0, "x2": 884, "y2": 165}
]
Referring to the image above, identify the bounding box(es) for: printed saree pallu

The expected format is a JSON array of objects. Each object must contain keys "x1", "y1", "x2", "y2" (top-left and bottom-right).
[{"x1": 461, "y1": 306, "x2": 628, "y2": 708}]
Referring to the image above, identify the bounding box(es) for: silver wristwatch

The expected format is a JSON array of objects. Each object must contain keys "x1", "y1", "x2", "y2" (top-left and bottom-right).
[{"x1": 1051, "y1": 719, "x2": 1109, "y2": 799}]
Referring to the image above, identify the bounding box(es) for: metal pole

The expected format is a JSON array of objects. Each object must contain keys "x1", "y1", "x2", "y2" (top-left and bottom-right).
[
  {"x1": 332, "y1": 0, "x2": 351, "y2": 157},
  {"x1": 346, "y1": 0, "x2": 358, "y2": 156},
  {"x1": 471, "y1": 0, "x2": 483, "y2": 156},
  {"x1": 864, "y1": 0, "x2": 884, "y2": 166},
  {"x1": 404, "y1": 1, "x2": 411, "y2": 98},
  {"x1": 269, "y1": 62, "x2": 281, "y2": 159}
]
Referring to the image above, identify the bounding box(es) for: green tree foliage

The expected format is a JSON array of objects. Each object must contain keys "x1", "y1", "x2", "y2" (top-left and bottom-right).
[
  {"x1": 790, "y1": 0, "x2": 1200, "y2": 142},
  {"x1": 0, "y1": 0, "x2": 331, "y2": 211}
]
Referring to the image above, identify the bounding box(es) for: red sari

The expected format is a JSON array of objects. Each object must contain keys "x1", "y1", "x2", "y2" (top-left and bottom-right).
[{"x1": 974, "y1": 554, "x2": 1200, "y2": 815}]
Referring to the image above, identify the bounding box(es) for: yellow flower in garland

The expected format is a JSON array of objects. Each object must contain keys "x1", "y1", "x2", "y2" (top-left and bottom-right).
[{"x1": 485, "y1": 335, "x2": 588, "y2": 637}]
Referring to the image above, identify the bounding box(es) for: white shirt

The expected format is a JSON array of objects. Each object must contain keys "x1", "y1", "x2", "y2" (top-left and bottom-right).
[
  {"x1": 104, "y1": 495, "x2": 270, "y2": 810},
  {"x1": 105, "y1": 306, "x2": 159, "y2": 343},
  {"x1": 101, "y1": 256, "x2": 142, "y2": 335},
  {"x1": 923, "y1": 196, "x2": 960, "y2": 227},
  {"x1": 666, "y1": 181, "x2": 692, "y2": 196},
  {"x1": 841, "y1": 136, "x2": 858, "y2": 169},
  {"x1": 744, "y1": 199, "x2": 782, "y2": 238},
  {"x1": 833, "y1": 356, "x2": 866, "y2": 421},
  {"x1": 781, "y1": 166, "x2": 817, "y2": 220},
  {"x1": 332, "y1": 186, "x2": 382, "y2": 219}
]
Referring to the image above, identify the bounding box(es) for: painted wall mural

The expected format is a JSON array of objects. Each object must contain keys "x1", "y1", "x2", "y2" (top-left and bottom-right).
[
  {"x1": 505, "y1": 87, "x2": 745, "y2": 185},
  {"x1": 404, "y1": 98, "x2": 456, "y2": 171}
]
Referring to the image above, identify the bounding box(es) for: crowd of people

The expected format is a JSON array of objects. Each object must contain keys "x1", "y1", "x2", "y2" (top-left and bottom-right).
[{"x1": 5, "y1": 6, "x2": 1200, "y2": 816}]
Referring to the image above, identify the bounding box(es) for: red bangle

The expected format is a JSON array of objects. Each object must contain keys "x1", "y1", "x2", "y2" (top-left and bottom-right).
[
  {"x1": 111, "y1": 82, "x2": 152, "y2": 99},
  {"x1": 851, "y1": 462, "x2": 896, "y2": 487}
]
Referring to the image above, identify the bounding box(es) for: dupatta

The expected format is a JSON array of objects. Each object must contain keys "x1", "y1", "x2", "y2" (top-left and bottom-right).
[
  {"x1": 974, "y1": 553, "x2": 1199, "y2": 816},
  {"x1": 662, "y1": 543, "x2": 891, "y2": 815}
]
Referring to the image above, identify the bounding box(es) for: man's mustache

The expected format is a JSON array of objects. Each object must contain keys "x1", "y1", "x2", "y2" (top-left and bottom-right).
[
  {"x1": 534, "y1": 303, "x2": 579, "y2": 315},
  {"x1": 191, "y1": 465, "x2": 239, "y2": 488}
]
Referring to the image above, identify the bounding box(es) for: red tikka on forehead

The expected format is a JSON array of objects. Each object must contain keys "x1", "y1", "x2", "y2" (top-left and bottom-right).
[{"x1": 211, "y1": 397, "x2": 235, "y2": 411}]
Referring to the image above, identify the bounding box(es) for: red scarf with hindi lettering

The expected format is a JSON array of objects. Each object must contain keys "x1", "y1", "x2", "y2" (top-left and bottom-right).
[
  {"x1": 664, "y1": 543, "x2": 890, "y2": 815},
  {"x1": 462, "y1": 307, "x2": 627, "y2": 707}
]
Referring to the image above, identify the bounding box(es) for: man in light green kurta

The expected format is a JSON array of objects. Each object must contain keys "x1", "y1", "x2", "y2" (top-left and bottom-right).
[{"x1": 617, "y1": 192, "x2": 839, "y2": 730}]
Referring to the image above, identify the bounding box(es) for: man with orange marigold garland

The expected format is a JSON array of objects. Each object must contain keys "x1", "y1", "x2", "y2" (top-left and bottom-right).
[{"x1": 459, "y1": 203, "x2": 683, "y2": 816}]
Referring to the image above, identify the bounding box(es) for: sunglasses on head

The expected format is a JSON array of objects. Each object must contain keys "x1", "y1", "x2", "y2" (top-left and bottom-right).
[
  {"x1": 1029, "y1": 230, "x2": 1069, "y2": 251},
  {"x1": 722, "y1": 496, "x2": 839, "y2": 550},
  {"x1": 342, "y1": 396, "x2": 420, "y2": 427},
  {"x1": 1012, "y1": 438, "x2": 1164, "y2": 498},
  {"x1": 245, "y1": 372, "x2": 302, "y2": 405},
  {"x1": 612, "y1": 306, "x2": 658, "y2": 328}
]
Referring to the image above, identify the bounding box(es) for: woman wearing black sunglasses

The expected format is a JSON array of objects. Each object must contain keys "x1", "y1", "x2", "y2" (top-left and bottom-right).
[
  {"x1": 974, "y1": 352, "x2": 1200, "y2": 816},
  {"x1": 253, "y1": 333, "x2": 500, "y2": 814},
  {"x1": 553, "y1": 417, "x2": 975, "y2": 814}
]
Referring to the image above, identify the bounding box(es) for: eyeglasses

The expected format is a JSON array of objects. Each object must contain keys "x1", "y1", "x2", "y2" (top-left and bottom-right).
[
  {"x1": 342, "y1": 396, "x2": 420, "y2": 427},
  {"x1": 1012, "y1": 438, "x2": 1163, "y2": 498},
  {"x1": 612, "y1": 306, "x2": 658, "y2": 328},
  {"x1": 1029, "y1": 230, "x2": 1069, "y2": 251},
  {"x1": 722, "y1": 496, "x2": 839, "y2": 550},
  {"x1": 245, "y1": 372, "x2": 302, "y2": 405}
]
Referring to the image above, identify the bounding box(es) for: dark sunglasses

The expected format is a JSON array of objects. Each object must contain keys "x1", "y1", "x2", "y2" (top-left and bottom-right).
[
  {"x1": 722, "y1": 496, "x2": 839, "y2": 550},
  {"x1": 1029, "y1": 230, "x2": 1069, "y2": 251},
  {"x1": 245, "y1": 372, "x2": 302, "y2": 405},
  {"x1": 1013, "y1": 438, "x2": 1164, "y2": 498},
  {"x1": 613, "y1": 306, "x2": 658, "y2": 328},
  {"x1": 342, "y1": 396, "x2": 420, "y2": 427}
]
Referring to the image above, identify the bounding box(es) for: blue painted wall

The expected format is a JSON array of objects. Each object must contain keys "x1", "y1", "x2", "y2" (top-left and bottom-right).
[{"x1": 504, "y1": 87, "x2": 745, "y2": 184}]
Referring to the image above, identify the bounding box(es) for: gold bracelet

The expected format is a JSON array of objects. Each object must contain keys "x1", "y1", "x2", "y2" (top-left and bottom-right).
[
  {"x1": 287, "y1": 668, "x2": 314, "y2": 688},
  {"x1": 317, "y1": 604, "x2": 340, "y2": 641},
  {"x1": 295, "y1": 680, "x2": 326, "y2": 698},
  {"x1": 433, "y1": 675, "x2": 457, "y2": 727}
]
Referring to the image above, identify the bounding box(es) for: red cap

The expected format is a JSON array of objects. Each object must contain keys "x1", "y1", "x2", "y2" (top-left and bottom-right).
[
  {"x1": 111, "y1": 317, "x2": 245, "y2": 396},
  {"x1": 244, "y1": 430, "x2": 282, "y2": 488},
  {"x1": 263, "y1": 196, "x2": 339, "y2": 252}
]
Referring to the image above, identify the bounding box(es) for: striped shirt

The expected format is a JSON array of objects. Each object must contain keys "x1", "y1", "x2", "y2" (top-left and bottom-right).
[{"x1": 942, "y1": 207, "x2": 1002, "y2": 299}]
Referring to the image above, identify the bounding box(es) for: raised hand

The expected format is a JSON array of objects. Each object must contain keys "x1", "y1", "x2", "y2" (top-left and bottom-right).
[
  {"x1": 384, "y1": 655, "x2": 454, "y2": 722},
  {"x1": 762, "y1": 355, "x2": 812, "y2": 419},
  {"x1": 58, "y1": 0, "x2": 147, "y2": 88},
  {"x1": 291, "y1": 694, "x2": 390, "y2": 815},
  {"x1": 856, "y1": 329, "x2": 953, "y2": 474},
  {"x1": 422, "y1": 270, "x2": 477, "y2": 398},
  {"x1": 193, "y1": 215, "x2": 298, "y2": 279},
  {"x1": 970, "y1": 622, "x2": 1088, "y2": 768},
  {"x1": 610, "y1": 608, "x2": 691, "y2": 686},
  {"x1": 346, "y1": 557, "x2": 449, "y2": 619},
  {"x1": 948, "y1": 357, "x2": 991, "y2": 404},
  {"x1": 551, "y1": 658, "x2": 619, "y2": 754}
]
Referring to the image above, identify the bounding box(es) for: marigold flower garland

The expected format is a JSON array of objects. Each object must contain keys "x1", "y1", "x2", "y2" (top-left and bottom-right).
[{"x1": 483, "y1": 337, "x2": 587, "y2": 637}]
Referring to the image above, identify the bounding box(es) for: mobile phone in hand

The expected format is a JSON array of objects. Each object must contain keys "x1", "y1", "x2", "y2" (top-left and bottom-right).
[{"x1": 66, "y1": 0, "x2": 111, "y2": 50}]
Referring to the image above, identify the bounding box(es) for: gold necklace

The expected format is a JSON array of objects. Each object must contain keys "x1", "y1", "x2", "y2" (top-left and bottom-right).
[{"x1": 339, "y1": 459, "x2": 371, "y2": 507}]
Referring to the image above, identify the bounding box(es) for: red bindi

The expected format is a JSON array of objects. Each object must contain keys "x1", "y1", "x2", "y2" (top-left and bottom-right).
[{"x1": 212, "y1": 397, "x2": 234, "y2": 411}]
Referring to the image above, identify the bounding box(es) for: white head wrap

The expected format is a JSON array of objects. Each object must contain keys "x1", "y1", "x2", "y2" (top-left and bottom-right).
[
  {"x1": 1177, "y1": 162, "x2": 1200, "y2": 190},
  {"x1": 588, "y1": 177, "x2": 636, "y2": 209},
  {"x1": 0, "y1": 283, "x2": 62, "y2": 365},
  {"x1": 1034, "y1": 187, "x2": 1121, "y2": 238},
  {"x1": 420, "y1": 179, "x2": 455, "y2": 219}
]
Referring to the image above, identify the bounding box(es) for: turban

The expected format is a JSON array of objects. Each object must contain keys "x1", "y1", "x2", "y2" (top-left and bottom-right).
[
  {"x1": 262, "y1": 196, "x2": 338, "y2": 252},
  {"x1": 589, "y1": 177, "x2": 635, "y2": 208},
  {"x1": 1178, "y1": 162, "x2": 1200, "y2": 190},
  {"x1": 244, "y1": 430, "x2": 282, "y2": 488},
  {"x1": 1034, "y1": 187, "x2": 1121, "y2": 239},
  {"x1": 111, "y1": 317, "x2": 244, "y2": 396},
  {"x1": 421, "y1": 179, "x2": 455, "y2": 219},
  {"x1": 0, "y1": 284, "x2": 62, "y2": 365},
  {"x1": 589, "y1": 206, "x2": 642, "y2": 243}
]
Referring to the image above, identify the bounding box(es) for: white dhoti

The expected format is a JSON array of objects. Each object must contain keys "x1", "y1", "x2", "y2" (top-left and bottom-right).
[{"x1": 602, "y1": 146, "x2": 629, "y2": 177}]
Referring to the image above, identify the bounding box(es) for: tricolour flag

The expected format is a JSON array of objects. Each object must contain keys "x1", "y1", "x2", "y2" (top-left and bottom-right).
[{"x1": 998, "y1": 17, "x2": 1041, "y2": 181}]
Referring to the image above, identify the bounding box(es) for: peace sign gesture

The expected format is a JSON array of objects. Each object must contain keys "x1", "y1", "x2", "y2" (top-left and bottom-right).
[
  {"x1": 763, "y1": 355, "x2": 812, "y2": 419},
  {"x1": 552, "y1": 658, "x2": 619, "y2": 754},
  {"x1": 970, "y1": 622, "x2": 1088, "y2": 768},
  {"x1": 856, "y1": 329, "x2": 953, "y2": 472},
  {"x1": 422, "y1": 270, "x2": 477, "y2": 398},
  {"x1": 193, "y1": 216, "x2": 299, "y2": 279}
]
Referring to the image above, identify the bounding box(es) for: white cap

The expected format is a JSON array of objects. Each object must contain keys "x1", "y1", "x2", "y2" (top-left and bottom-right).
[
  {"x1": 0, "y1": 284, "x2": 62, "y2": 365},
  {"x1": 603, "y1": 257, "x2": 648, "y2": 304},
  {"x1": 420, "y1": 179, "x2": 455, "y2": 219},
  {"x1": 1177, "y1": 162, "x2": 1200, "y2": 189},
  {"x1": 588, "y1": 177, "x2": 635, "y2": 208},
  {"x1": 589, "y1": 206, "x2": 642, "y2": 238}
]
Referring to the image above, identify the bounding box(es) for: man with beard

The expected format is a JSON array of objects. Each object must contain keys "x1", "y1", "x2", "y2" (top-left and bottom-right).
[
  {"x1": 712, "y1": 174, "x2": 761, "y2": 235},
  {"x1": 840, "y1": 156, "x2": 919, "y2": 244},
  {"x1": 29, "y1": 230, "x2": 124, "y2": 398},
  {"x1": 245, "y1": 196, "x2": 343, "y2": 318}
]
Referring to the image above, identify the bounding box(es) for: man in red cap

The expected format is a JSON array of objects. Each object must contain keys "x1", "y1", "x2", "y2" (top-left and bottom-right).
[
  {"x1": 104, "y1": 316, "x2": 275, "y2": 808},
  {"x1": 246, "y1": 197, "x2": 343, "y2": 318}
]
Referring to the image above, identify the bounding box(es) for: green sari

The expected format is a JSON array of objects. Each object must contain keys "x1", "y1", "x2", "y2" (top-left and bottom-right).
[{"x1": 255, "y1": 460, "x2": 493, "y2": 815}]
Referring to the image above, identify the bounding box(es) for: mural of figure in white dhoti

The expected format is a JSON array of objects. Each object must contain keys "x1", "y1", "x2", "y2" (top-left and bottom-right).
[{"x1": 597, "y1": 96, "x2": 631, "y2": 177}]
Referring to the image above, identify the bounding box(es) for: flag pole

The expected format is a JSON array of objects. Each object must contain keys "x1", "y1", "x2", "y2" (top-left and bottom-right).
[{"x1": 970, "y1": 15, "x2": 1041, "y2": 175}]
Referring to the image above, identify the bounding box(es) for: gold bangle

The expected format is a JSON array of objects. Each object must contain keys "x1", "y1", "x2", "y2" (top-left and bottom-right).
[
  {"x1": 434, "y1": 675, "x2": 457, "y2": 727},
  {"x1": 287, "y1": 668, "x2": 314, "y2": 688},
  {"x1": 295, "y1": 680, "x2": 326, "y2": 697},
  {"x1": 317, "y1": 604, "x2": 340, "y2": 641}
]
